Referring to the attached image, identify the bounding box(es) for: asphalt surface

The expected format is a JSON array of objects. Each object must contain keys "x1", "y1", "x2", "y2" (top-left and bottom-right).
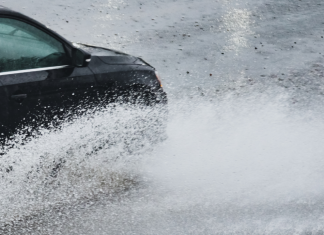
[{"x1": 2, "y1": 0, "x2": 324, "y2": 234}]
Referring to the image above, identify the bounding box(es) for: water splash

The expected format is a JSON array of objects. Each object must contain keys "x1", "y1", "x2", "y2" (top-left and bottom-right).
[
  {"x1": 2, "y1": 82, "x2": 324, "y2": 234},
  {"x1": 0, "y1": 104, "x2": 166, "y2": 227}
]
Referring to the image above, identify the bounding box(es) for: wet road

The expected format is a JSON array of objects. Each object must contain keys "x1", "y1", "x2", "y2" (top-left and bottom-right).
[{"x1": 2, "y1": 0, "x2": 324, "y2": 234}]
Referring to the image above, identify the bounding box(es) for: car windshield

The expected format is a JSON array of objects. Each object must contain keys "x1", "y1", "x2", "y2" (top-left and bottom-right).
[{"x1": 0, "y1": 18, "x2": 70, "y2": 72}]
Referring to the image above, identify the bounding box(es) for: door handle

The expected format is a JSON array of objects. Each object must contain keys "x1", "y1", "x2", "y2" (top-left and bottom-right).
[{"x1": 11, "y1": 94, "x2": 27, "y2": 102}]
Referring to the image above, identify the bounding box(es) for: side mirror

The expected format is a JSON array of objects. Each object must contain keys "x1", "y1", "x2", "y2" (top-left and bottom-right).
[{"x1": 72, "y1": 48, "x2": 91, "y2": 67}]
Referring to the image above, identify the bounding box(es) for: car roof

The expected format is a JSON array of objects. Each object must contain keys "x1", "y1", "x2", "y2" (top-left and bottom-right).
[
  {"x1": 0, "y1": 5, "x2": 17, "y2": 14},
  {"x1": 0, "y1": 6, "x2": 41, "y2": 22}
]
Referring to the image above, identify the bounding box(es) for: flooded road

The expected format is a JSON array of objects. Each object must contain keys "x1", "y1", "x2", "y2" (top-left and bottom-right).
[{"x1": 2, "y1": 0, "x2": 324, "y2": 234}]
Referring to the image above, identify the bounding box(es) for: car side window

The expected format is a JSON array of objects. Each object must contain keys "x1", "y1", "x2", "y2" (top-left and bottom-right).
[{"x1": 0, "y1": 18, "x2": 70, "y2": 73}]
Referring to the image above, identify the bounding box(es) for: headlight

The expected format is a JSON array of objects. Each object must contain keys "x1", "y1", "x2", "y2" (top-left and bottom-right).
[{"x1": 155, "y1": 71, "x2": 163, "y2": 87}]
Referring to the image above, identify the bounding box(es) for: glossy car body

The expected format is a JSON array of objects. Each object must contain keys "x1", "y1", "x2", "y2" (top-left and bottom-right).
[{"x1": 0, "y1": 6, "x2": 167, "y2": 140}]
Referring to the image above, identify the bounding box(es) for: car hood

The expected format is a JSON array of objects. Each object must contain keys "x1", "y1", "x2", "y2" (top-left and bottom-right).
[{"x1": 73, "y1": 43, "x2": 151, "y2": 66}]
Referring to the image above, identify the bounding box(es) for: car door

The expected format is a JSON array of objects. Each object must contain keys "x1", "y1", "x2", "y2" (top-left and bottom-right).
[{"x1": 0, "y1": 17, "x2": 96, "y2": 137}]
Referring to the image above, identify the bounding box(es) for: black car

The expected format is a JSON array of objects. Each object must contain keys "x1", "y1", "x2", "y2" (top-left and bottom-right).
[{"x1": 0, "y1": 6, "x2": 167, "y2": 141}]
